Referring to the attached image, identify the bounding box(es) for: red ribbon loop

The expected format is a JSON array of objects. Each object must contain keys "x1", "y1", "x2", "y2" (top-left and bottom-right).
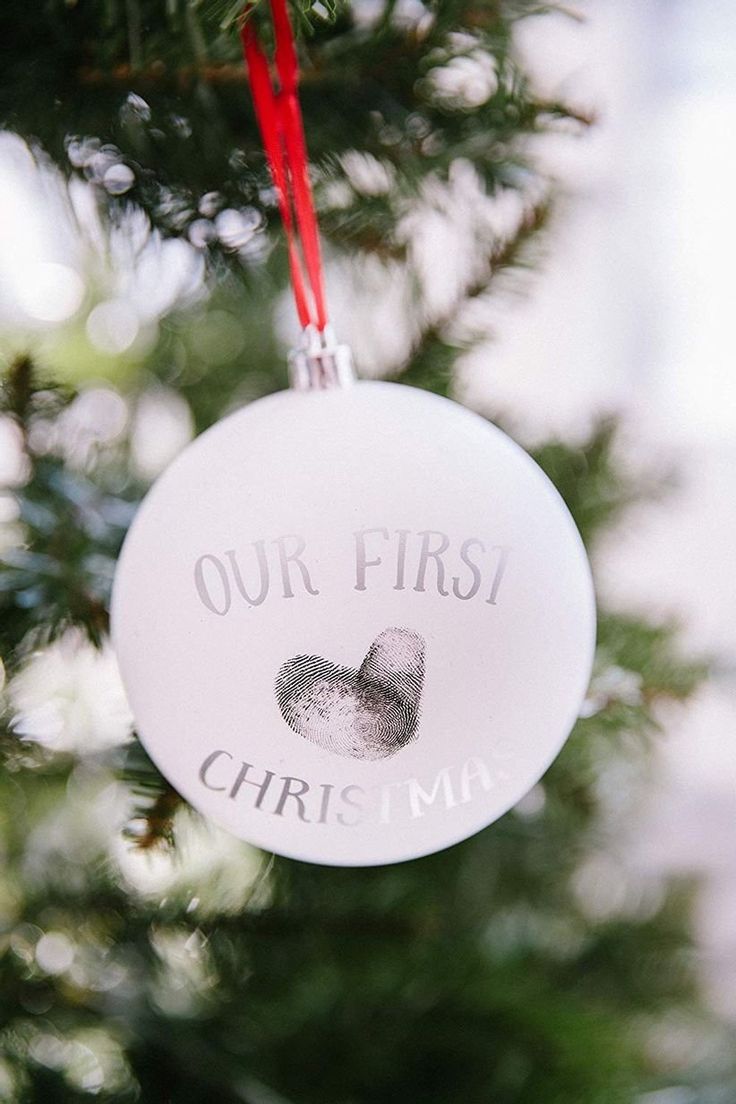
[{"x1": 241, "y1": 1, "x2": 328, "y2": 332}]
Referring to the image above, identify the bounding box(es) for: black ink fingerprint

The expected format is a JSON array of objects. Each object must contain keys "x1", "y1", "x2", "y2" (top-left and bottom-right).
[{"x1": 274, "y1": 627, "x2": 425, "y2": 761}]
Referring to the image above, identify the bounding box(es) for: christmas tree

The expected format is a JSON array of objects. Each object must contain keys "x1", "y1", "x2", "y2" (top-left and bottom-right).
[{"x1": 0, "y1": 1, "x2": 734, "y2": 1101}]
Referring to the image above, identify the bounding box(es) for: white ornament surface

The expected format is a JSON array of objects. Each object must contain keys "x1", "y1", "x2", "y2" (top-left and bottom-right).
[{"x1": 112, "y1": 381, "x2": 596, "y2": 866}]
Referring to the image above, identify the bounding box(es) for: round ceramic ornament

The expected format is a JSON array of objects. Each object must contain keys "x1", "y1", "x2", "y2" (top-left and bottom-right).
[{"x1": 112, "y1": 338, "x2": 596, "y2": 867}]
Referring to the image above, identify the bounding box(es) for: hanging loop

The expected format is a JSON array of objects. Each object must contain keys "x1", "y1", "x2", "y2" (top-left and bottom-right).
[{"x1": 241, "y1": 0, "x2": 353, "y2": 388}]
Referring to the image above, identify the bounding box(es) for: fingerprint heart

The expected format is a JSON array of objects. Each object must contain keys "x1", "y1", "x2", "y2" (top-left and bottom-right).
[{"x1": 275, "y1": 627, "x2": 425, "y2": 761}]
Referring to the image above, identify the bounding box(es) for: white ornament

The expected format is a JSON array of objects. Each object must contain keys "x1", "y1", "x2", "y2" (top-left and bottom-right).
[{"x1": 112, "y1": 380, "x2": 595, "y2": 866}]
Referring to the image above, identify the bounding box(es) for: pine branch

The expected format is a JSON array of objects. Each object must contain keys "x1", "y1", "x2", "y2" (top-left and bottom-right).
[
  {"x1": 400, "y1": 195, "x2": 551, "y2": 394},
  {"x1": 122, "y1": 740, "x2": 184, "y2": 850},
  {"x1": 0, "y1": 357, "x2": 132, "y2": 652}
]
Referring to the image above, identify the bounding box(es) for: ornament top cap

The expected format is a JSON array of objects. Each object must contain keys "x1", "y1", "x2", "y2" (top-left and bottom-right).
[{"x1": 288, "y1": 325, "x2": 355, "y2": 391}]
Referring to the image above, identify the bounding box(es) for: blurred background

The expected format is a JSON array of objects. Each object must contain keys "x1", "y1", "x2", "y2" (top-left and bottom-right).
[
  {"x1": 0, "y1": 1, "x2": 735, "y2": 1101},
  {"x1": 466, "y1": 0, "x2": 736, "y2": 1024}
]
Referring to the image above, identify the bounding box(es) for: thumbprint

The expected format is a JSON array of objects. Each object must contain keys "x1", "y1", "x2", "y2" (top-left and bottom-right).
[{"x1": 275, "y1": 627, "x2": 425, "y2": 761}]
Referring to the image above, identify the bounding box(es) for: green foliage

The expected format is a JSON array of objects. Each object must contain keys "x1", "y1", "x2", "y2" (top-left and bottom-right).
[
  {"x1": 0, "y1": 2, "x2": 734, "y2": 1102},
  {"x1": 0, "y1": 359, "x2": 132, "y2": 655},
  {"x1": 0, "y1": 0, "x2": 586, "y2": 261},
  {"x1": 1, "y1": 357, "x2": 730, "y2": 1104}
]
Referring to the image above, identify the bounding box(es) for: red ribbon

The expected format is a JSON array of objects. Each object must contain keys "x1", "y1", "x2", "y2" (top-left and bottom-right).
[{"x1": 241, "y1": 0, "x2": 328, "y2": 332}]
